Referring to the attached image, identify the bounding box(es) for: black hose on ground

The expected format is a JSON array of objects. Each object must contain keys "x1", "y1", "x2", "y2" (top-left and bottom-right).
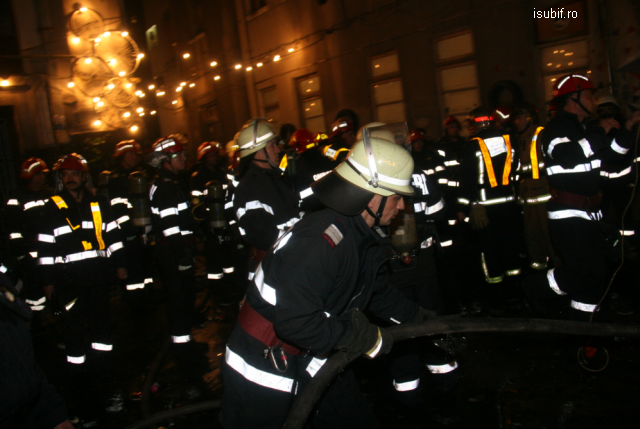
[
  {"x1": 282, "y1": 318, "x2": 640, "y2": 429},
  {"x1": 124, "y1": 400, "x2": 221, "y2": 429}
]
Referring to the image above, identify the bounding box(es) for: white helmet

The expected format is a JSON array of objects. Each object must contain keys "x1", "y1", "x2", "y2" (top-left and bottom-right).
[
  {"x1": 312, "y1": 130, "x2": 414, "y2": 215},
  {"x1": 237, "y1": 118, "x2": 277, "y2": 158}
]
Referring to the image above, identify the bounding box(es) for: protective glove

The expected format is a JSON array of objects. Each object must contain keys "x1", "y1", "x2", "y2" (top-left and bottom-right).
[
  {"x1": 336, "y1": 310, "x2": 393, "y2": 360},
  {"x1": 469, "y1": 203, "x2": 489, "y2": 230},
  {"x1": 414, "y1": 306, "x2": 439, "y2": 323}
]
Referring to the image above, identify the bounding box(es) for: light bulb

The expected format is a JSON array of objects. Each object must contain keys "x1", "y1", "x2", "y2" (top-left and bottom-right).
[{"x1": 67, "y1": 82, "x2": 75, "y2": 88}]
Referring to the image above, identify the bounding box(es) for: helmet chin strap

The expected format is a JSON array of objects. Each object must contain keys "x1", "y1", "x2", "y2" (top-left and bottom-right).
[
  {"x1": 364, "y1": 196, "x2": 388, "y2": 227},
  {"x1": 253, "y1": 148, "x2": 281, "y2": 169},
  {"x1": 569, "y1": 91, "x2": 592, "y2": 116}
]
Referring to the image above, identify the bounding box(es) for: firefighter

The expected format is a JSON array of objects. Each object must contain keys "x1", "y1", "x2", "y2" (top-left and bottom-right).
[
  {"x1": 233, "y1": 119, "x2": 301, "y2": 264},
  {"x1": 148, "y1": 136, "x2": 205, "y2": 384},
  {"x1": 512, "y1": 102, "x2": 560, "y2": 271},
  {"x1": 190, "y1": 142, "x2": 236, "y2": 292},
  {"x1": 321, "y1": 116, "x2": 357, "y2": 163},
  {"x1": 37, "y1": 153, "x2": 126, "y2": 420},
  {"x1": 522, "y1": 74, "x2": 640, "y2": 323},
  {"x1": 219, "y1": 134, "x2": 439, "y2": 429},
  {"x1": 456, "y1": 107, "x2": 521, "y2": 284},
  {"x1": 359, "y1": 123, "x2": 461, "y2": 407},
  {"x1": 4, "y1": 158, "x2": 53, "y2": 314},
  {"x1": 108, "y1": 140, "x2": 154, "y2": 303},
  {"x1": 408, "y1": 128, "x2": 439, "y2": 173}
]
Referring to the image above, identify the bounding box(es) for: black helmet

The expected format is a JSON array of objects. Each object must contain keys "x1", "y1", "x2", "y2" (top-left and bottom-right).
[
  {"x1": 512, "y1": 101, "x2": 539, "y2": 126},
  {"x1": 468, "y1": 107, "x2": 493, "y2": 134}
]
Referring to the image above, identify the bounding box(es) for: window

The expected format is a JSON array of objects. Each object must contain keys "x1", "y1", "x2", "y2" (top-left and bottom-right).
[
  {"x1": 540, "y1": 39, "x2": 590, "y2": 101},
  {"x1": 202, "y1": 103, "x2": 220, "y2": 141},
  {"x1": 436, "y1": 31, "x2": 480, "y2": 127},
  {"x1": 146, "y1": 25, "x2": 158, "y2": 50},
  {"x1": 261, "y1": 86, "x2": 280, "y2": 123},
  {"x1": 370, "y1": 52, "x2": 405, "y2": 123},
  {"x1": 297, "y1": 76, "x2": 325, "y2": 133},
  {"x1": 0, "y1": 0, "x2": 23, "y2": 76},
  {"x1": 247, "y1": 0, "x2": 266, "y2": 14}
]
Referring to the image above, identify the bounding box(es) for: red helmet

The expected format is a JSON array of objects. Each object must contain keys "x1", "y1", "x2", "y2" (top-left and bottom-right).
[
  {"x1": 468, "y1": 107, "x2": 493, "y2": 133},
  {"x1": 314, "y1": 132, "x2": 330, "y2": 146},
  {"x1": 553, "y1": 74, "x2": 594, "y2": 99},
  {"x1": 289, "y1": 129, "x2": 316, "y2": 153},
  {"x1": 113, "y1": 140, "x2": 142, "y2": 158},
  {"x1": 330, "y1": 117, "x2": 354, "y2": 137},
  {"x1": 492, "y1": 106, "x2": 512, "y2": 124},
  {"x1": 53, "y1": 153, "x2": 89, "y2": 172},
  {"x1": 443, "y1": 115, "x2": 461, "y2": 128},
  {"x1": 152, "y1": 136, "x2": 185, "y2": 155},
  {"x1": 20, "y1": 157, "x2": 49, "y2": 180},
  {"x1": 197, "y1": 142, "x2": 221, "y2": 161},
  {"x1": 409, "y1": 129, "x2": 427, "y2": 142}
]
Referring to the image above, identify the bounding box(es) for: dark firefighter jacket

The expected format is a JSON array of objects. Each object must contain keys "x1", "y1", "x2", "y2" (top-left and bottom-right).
[
  {"x1": 540, "y1": 109, "x2": 634, "y2": 220},
  {"x1": 233, "y1": 163, "x2": 300, "y2": 251},
  {"x1": 294, "y1": 147, "x2": 339, "y2": 213},
  {"x1": 37, "y1": 189, "x2": 126, "y2": 284},
  {"x1": 224, "y1": 208, "x2": 420, "y2": 395},
  {"x1": 4, "y1": 186, "x2": 54, "y2": 259},
  {"x1": 149, "y1": 168, "x2": 197, "y2": 259},
  {"x1": 108, "y1": 167, "x2": 139, "y2": 239}
]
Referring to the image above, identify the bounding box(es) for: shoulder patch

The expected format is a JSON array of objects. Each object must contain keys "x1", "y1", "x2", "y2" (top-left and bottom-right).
[{"x1": 322, "y1": 218, "x2": 347, "y2": 248}]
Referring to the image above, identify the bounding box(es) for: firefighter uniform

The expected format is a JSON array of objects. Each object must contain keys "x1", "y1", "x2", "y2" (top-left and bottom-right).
[
  {"x1": 457, "y1": 123, "x2": 520, "y2": 284},
  {"x1": 191, "y1": 160, "x2": 235, "y2": 285},
  {"x1": 525, "y1": 108, "x2": 635, "y2": 320},
  {"x1": 233, "y1": 163, "x2": 301, "y2": 252},
  {"x1": 220, "y1": 209, "x2": 420, "y2": 428},
  {"x1": 5, "y1": 186, "x2": 53, "y2": 312},
  {"x1": 388, "y1": 169, "x2": 460, "y2": 402},
  {"x1": 37, "y1": 189, "x2": 125, "y2": 364},
  {"x1": 220, "y1": 135, "x2": 433, "y2": 428},
  {"x1": 108, "y1": 166, "x2": 154, "y2": 298},
  {"x1": 150, "y1": 167, "x2": 198, "y2": 344},
  {"x1": 433, "y1": 135, "x2": 464, "y2": 249}
]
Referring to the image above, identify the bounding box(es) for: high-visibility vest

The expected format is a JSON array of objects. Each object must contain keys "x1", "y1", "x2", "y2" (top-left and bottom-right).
[
  {"x1": 473, "y1": 135, "x2": 512, "y2": 188},
  {"x1": 50, "y1": 195, "x2": 105, "y2": 250},
  {"x1": 530, "y1": 127, "x2": 544, "y2": 179}
]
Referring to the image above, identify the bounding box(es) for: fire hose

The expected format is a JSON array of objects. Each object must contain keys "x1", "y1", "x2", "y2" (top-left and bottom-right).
[{"x1": 124, "y1": 318, "x2": 640, "y2": 429}]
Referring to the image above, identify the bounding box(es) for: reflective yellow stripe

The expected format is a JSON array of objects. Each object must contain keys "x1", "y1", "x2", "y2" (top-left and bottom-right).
[
  {"x1": 279, "y1": 154, "x2": 288, "y2": 171},
  {"x1": 66, "y1": 218, "x2": 80, "y2": 230},
  {"x1": 51, "y1": 195, "x2": 68, "y2": 209},
  {"x1": 90, "y1": 202, "x2": 105, "y2": 250},
  {"x1": 82, "y1": 241, "x2": 93, "y2": 250},
  {"x1": 474, "y1": 138, "x2": 498, "y2": 188},
  {"x1": 502, "y1": 134, "x2": 512, "y2": 186},
  {"x1": 530, "y1": 127, "x2": 544, "y2": 179}
]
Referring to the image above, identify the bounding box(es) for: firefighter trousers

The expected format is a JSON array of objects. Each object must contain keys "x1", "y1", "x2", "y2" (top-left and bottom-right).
[
  {"x1": 477, "y1": 203, "x2": 521, "y2": 283},
  {"x1": 524, "y1": 216, "x2": 608, "y2": 321}
]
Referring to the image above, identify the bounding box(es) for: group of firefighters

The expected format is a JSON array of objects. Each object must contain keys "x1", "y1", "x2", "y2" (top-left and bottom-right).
[{"x1": 1, "y1": 72, "x2": 640, "y2": 428}]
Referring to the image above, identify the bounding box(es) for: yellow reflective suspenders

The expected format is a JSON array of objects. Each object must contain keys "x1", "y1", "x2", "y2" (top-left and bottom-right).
[
  {"x1": 90, "y1": 202, "x2": 105, "y2": 250},
  {"x1": 474, "y1": 136, "x2": 512, "y2": 188},
  {"x1": 530, "y1": 127, "x2": 544, "y2": 179},
  {"x1": 51, "y1": 195, "x2": 68, "y2": 209}
]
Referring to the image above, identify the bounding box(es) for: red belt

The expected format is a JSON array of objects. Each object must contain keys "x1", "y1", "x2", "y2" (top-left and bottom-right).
[
  {"x1": 550, "y1": 188, "x2": 602, "y2": 209},
  {"x1": 238, "y1": 300, "x2": 302, "y2": 355}
]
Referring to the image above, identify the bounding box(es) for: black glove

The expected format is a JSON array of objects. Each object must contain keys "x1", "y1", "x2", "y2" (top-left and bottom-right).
[
  {"x1": 336, "y1": 310, "x2": 393, "y2": 360},
  {"x1": 414, "y1": 306, "x2": 439, "y2": 323}
]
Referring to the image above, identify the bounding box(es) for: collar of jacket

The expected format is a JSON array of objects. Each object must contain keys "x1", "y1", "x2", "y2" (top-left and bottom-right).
[
  {"x1": 248, "y1": 161, "x2": 281, "y2": 177},
  {"x1": 554, "y1": 108, "x2": 585, "y2": 128},
  {"x1": 158, "y1": 167, "x2": 181, "y2": 181}
]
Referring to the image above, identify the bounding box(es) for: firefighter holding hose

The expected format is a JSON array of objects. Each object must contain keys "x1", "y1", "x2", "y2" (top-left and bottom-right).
[{"x1": 219, "y1": 131, "x2": 438, "y2": 428}]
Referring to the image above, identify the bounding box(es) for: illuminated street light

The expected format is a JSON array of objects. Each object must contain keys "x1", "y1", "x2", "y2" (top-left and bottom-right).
[
  {"x1": 137, "y1": 53, "x2": 145, "y2": 59},
  {"x1": 274, "y1": 55, "x2": 280, "y2": 61},
  {"x1": 288, "y1": 48, "x2": 294, "y2": 53},
  {"x1": 149, "y1": 85, "x2": 155, "y2": 90},
  {"x1": 93, "y1": 120, "x2": 101, "y2": 126},
  {"x1": 108, "y1": 84, "x2": 115, "y2": 90},
  {"x1": 150, "y1": 111, "x2": 157, "y2": 115},
  {"x1": 93, "y1": 97, "x2": 100, "y2": 102},
  {"x1": 246, "y1": 67, "x2": 253, "y2": 71},
  {"x1": 183, "y1": 53, "x2": 190, "y2": 59},
  {"x1": 80, "y1": 7, "x2": 88, "y2": 12},
  {"x1": 119, "y1": 71, "x2": 126, "y2": 76},
  {"x1": 125, "y1": 83, "x2": 132, "y2": 88},
  {"x1": 97, "y1": 101, "x2": 104, "y2": 107},
  {"x1": 176, "y1": 87, "x2": 182, "y2": 92},
  {"x1": 189, "y1": 83, "x2": 195, "y2": 87},
  {"x1": 157, "y1": 91, "x2": 165, "y2": 96},
  {"x1": 67, "y1": 82, "x2": 75, "y2": 88},
  {"x1": 180, "y1": 82, "x2": 187, "y2": 86},
  {"x1": 122, "y1": 31, "x2": 129, "y2": 37},
  {"x1": 214, "y1": 76, "x2": 220, "y2": 80},
  {"x1": 103, "y1": 32, "x2": 111, "y2": 37},
  {"x1": 136, "y1": 107, "x2": 144, "y2": 112},
  {"x1": 257, "y1": 62, "x2": 263, "y2": 67},
  {"x1": 210, "y1": 61, "x2": 217, "y2": 67},
  {"x1": 72, "y1": 37, "x2": 80, "y2": 44},
  {"x1": 1, "y1": 80, "x2": 10, "y2": 87},
  {"x1": 130, "y1": 125, "x2": 139, "y2": 132},
  {"x1": 172, "y1": 100, "x2": 178, "y2": 104},
  {"x1": 235, "y1": 64, "x2": 242, "y2": 69},
  {"x1": 85, "y1": 58, "x2": 92, "y2": 64},
  {"x1": 123, "y1": 112, "x2": 131, "y2": 118}
]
